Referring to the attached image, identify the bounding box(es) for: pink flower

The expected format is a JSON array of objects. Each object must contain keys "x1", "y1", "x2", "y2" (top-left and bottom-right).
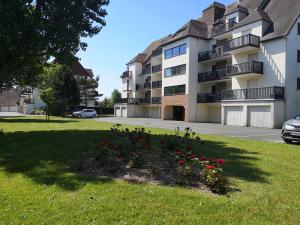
[
  {"x1": 188, "y1": 153, "x2": 196, "y2": 159},
  {"x1": 200, "y1": 156, "x2": 206, "y2": 161},
  {"x1": 176, "y1": 150, "x2": 184, "y2": 155},
  {"x1": 207, "y1": 165, "x2": 215, "y2": 170},
  {"x1": 179, "y1": 160, "x2": 186, "y2": 166},
  {"x1": 217, "y1": 159, "x2": 225, "y2": 165}
]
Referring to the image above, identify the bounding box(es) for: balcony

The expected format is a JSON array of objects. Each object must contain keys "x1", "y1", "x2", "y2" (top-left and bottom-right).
[
  {"x1": 152, "y1": 47, "x2": 162, "y2": 57},
  {"x1": 226, "y1": 61, "x2": 263, "y2": 77},
  {"x1": 224, "y1": 34, "x2": 260, "y2": 54},
  {"x1": 152, "y1": 97, "x2": 161, "y2": 104},
  {"x1": 197, "y1": 87, "x2": 284, "y2": 103},
  {"x1": 141, "y1": 67, "x2": 151, "y2": 76},
  {"x1": 136, "y1": 82, "x2": 151, "y2": 91},
  {"x1": 198, "y1": 46, "x2": 230, "y2": 62},
  {"x1": 198, "y1": 69, "x2": 227, "y2": 82},
  {"x1": 152, "y1": 64, "x2": 162, "y2": 73},
  {"x1": 152, "y1": 80, "x2": 162, "y2": 89},
  {"x1": 212, "y1": 22, "x2": 237, "y2": 38},
  {"x1": 138, "y1": 98, "x2": 151, "y2": 104},
  {"x1": 115, "y1": 98, "x2": 136, "y2": 104},
  {"x1": 121, "y1": 71, "x2": 132, "y2": 79}
]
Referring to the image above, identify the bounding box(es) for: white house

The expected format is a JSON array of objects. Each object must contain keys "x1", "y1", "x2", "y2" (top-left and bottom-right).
[{"x1": 114, "y1": 0, "x2": 300, "y2": 128}]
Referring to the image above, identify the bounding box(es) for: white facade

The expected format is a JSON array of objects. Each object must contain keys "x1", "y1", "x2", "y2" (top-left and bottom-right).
[{"x1": 115, "y1": 2, "x2": 300, "y2": 129}]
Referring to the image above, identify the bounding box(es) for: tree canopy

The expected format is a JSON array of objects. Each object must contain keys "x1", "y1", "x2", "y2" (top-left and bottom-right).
[{"x1": 0, "y1": 0, "x2": 109, "y2": 89}]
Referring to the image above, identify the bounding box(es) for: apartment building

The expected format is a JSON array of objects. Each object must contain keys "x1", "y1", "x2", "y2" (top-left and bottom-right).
[{"x1": 115, "y1": 0, "x2": 300, "y2": 128}]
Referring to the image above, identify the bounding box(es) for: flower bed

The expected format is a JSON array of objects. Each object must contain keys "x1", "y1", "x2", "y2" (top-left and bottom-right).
[{"x1": 78, "y1": 124, "x2": 228, "y2": 194}]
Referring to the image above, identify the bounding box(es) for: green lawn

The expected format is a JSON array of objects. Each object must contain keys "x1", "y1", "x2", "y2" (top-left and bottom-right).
[{"x1": 0, "y1": 117, "x2": 299, "y2": 225}]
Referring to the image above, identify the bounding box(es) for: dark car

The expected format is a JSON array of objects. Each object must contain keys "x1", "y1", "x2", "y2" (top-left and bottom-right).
[{"x1": 282, "y1": 115, "x2": 300, "y2": 143}]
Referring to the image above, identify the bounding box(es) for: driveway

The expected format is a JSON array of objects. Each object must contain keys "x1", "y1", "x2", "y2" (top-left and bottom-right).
[
  {"x1": 0, "y1": 112, "x2": 25, "y2": 117},
  {"x1": 95, "y1": 117, "x2": 283, "y2": 143}
]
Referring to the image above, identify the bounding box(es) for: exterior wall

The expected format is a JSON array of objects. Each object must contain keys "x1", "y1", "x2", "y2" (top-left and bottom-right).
[
  {"x1": 226, "y1": 12, "x2": 240, "y2": 23},
  {"x1": 189, "y1": 38, "x2": 207, "y2": 121},
  {"x1": 221, "y1": 101, "x2": 284, "y2": 128},
  {"x1": 162, "y1": 38, "x2": 189, "y2": 95},
  {"x1": 162, "y1": 95, "x2": 189, "y2": 121},
  {"x1": 286, "y1": 16, "x2": 300, "y2": 119}
]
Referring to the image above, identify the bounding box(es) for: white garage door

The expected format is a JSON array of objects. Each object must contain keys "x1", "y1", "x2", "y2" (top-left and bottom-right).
[
  {"x1": 115, "y1": 107, "x2": 121, "y2": 117},
  {"x1": 247, "y1": 106, "x2": 272, "y2": 128},
  {"x1": 208, "y1": 107, "x2": 221, "y2": 123},
  {"x1": 225, "y1": 106, "x2": 243, "y2": 126},
  {"x1": 121, "y1": 107, "x2": 127, "y2": 117}
]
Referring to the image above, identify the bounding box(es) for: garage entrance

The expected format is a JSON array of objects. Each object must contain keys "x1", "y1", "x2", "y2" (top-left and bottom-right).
[
  {"x1": 224, "y1": 106, "x2": 243, "y2": 126},
  {"x1": 173, "y1": 106, "x2": 185, "y2": 121},
  {"x1": 247, "y1": 106, "x2": 272, "y2": 128}
]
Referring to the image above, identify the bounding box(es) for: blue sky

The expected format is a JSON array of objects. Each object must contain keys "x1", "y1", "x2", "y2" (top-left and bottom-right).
[{"x1": 77, "y1": 0, "x2": 232, "y2": 99}]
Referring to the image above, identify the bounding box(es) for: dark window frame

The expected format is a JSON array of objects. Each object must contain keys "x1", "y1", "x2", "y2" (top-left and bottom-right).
[
  {"x1": 298, "y1": 50, "x2": 300, "y2": 63},
  {"x1": 298, "y1": 23, "x2": 300, "y2": 35},
  {"x1": 164, "y1": 44, "x2": 187, "y2": 59},
  {"x1": 164, "y1": 64, "x2": 186, "y2": 78},
  {"x1": 297, "y1": 77, "x2": 300, "y2": 90},
  {"x1": 164, "y1": 85, "x2": 186, "y2": 96}
]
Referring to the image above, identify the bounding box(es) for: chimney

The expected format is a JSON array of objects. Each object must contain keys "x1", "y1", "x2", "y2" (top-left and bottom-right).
[{"x1": 202, "y1": 2, "x2": 225, "y2": 26}]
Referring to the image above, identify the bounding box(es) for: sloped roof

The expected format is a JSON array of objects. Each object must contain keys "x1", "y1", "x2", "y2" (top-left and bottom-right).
[
  {"x1": 233, "y1": 8, "x2": 272, "y2": 29},
  {"x1": 162, "y1": 20, "x2": 208, "y2": 46},
  {"x1": 225, "y1": 3, "x2": 248, "y2": 16},
  {"x1": 261, "y1": 0, "x2": 300, "y2": 41},
  {"x1": 127, "y1": 35, "x2": 171, "y2": 65},
  {"x1": 85, "y1": 69, "x2": 94, "y2": 77}
]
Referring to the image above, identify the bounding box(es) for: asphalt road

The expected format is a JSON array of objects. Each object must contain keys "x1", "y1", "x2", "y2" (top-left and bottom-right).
[{"x1": 95, "y1": 117, "x2": 284, "y2": 143}]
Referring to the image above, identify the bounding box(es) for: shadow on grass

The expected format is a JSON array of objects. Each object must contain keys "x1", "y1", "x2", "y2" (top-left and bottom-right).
[
  {"x1": 0, "y1": 129, "x2": 270, "y2": 191},
  {"x1": 0, "y1": 117, "x2": 79, "y2": 124}
]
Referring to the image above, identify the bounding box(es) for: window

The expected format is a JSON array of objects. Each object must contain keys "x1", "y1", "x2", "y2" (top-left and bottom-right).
[
  {"x1": 164, "y1": 64, "x2": 186, "y2": 77},
  {"x1": 298, "y1": 23, "x2": 300, "y2": 35},
  {"x1": 228, "y1": 17, "x2": 236, "y2": 24},
  {"x1": 164, "y1": 44, "x2": 187, "y2": 59},
  {"x1": 297, "y1": 78, "x2": 300, "y2": 90},
  {"x1": 164, "y1": 85, "x2": 186, "y2": 96},
  {"x1": 298, "y1": 50, "x2": 300, "y2": 63}
]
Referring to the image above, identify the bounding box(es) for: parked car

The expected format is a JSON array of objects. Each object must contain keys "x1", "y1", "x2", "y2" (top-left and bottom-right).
[
  {"x1": 72, "y1": 109, "x2": 97, "y2": 118},
  {"x1": 282, "y1": 115, "x2": 300, "y2": 143}
]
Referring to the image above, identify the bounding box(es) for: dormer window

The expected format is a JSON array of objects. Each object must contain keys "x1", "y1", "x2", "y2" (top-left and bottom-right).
[{"x1": 229, "y1": 17, "x2": 236, "y2": 24}]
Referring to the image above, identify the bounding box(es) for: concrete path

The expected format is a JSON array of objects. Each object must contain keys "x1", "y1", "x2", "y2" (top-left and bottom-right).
[
  {"x1": 94, "y1": 117, "x2": 284, "y2": 143},
  {"x1": 0, "y1": 112, "x2": 25, "y2": 117}
]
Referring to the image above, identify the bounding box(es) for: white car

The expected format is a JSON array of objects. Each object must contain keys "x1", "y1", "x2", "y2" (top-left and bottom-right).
[{"x1": 72, "y1": 109, "x2": 97, "y2": 118}]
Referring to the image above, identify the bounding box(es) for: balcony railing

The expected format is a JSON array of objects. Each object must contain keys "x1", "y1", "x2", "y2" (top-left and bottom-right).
[
  {"x1": 226, "y1": 61, "x2": 263, "y2": 76},
  {"x1": 197, "y1": 87, "x2": 284, "y2": 103},
  {"x1": 224, "y1": 34, "x2": 260, "y2": 52},
  {"x1": 198, "y1": 69, "x2": 227, "y2": 82},
  {"x1": 152, "y1": 64, "x2": 162, "y2": 73},
  {"x1": 121, "y1": 71, "x2": 132, "y2": 79},
  {"x1": 212, "y1": 22, "x2": 237, "y2": 37},
  {"x1": 152, "y1": 97, "x2": 161, "y2": 104},
  {"x1": 152, "y1": 80, "x2": 162, "y2": 89},
  {"x1": 115, "y1": 98, "x2": 136, "y2": 104},
  {"x1": 152, "y1": 47, "x2": 162, "y2": 57},
  {"x1": 115, "y1": 97, "x2": 162, "y2": 105},
  {"x1": 141, "y1": 67, "x2": 151, "y2": 75},
  {"x1": 136, "y1": 82, "x2": 151, "y2": 91},
  {"x1": 198, "y1": 46, "x2": 229, "y2": 62}
]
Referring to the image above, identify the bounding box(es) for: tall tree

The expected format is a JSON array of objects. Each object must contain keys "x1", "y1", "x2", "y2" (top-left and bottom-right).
[
  {"x1": 39, "y1": 64, "x2": 80, "y2": 117},
  {"x1": 0, "y1": 0, "x2": 109, "y2": 89},
  {"x1": 52, "y1": 66, "x2": 80, "y2": 116},
  {"x1": 76, "y1": 75, "x2": 100, "y2": 107},
  {"x1": 111, "y1": 89, "x2": 122, "y2": 105}
]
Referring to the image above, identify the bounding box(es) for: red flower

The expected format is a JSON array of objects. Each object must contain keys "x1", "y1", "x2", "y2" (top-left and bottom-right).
[
  {"x1": 207, "y1": 165, "x2": 215, "y2": 170},
  {"x1": 176, "y1": 150, "x2": 184, "y2": 155},
  {"x1": 200, "y1": 156, "x2": 206, "y2": 161},
  {"x1": 217, "y1": 159, "x2": 225, "y2": 164},
  {"x1": 179, "y1": 160, "x2": 186, "y2": 166},
  {"x1": 210, "y1": 158, "x2": 217, "y2": 163},
  {"x1": 188, "y1": 153, "x2": 196, "y2": 159}
]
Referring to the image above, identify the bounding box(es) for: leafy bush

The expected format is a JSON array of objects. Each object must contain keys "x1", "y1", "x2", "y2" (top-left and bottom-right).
[
  {"x1": 94, "y1": 125, "x2": 228, "y2": 194},
  {"x1": 0, "y1": 129, "x2": 4, "y2": 136}
]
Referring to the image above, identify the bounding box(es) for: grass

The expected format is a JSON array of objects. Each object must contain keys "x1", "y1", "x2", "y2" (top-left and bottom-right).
[{"x1": 0, "y1": 116, "x2": 299, "y2": 225}]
